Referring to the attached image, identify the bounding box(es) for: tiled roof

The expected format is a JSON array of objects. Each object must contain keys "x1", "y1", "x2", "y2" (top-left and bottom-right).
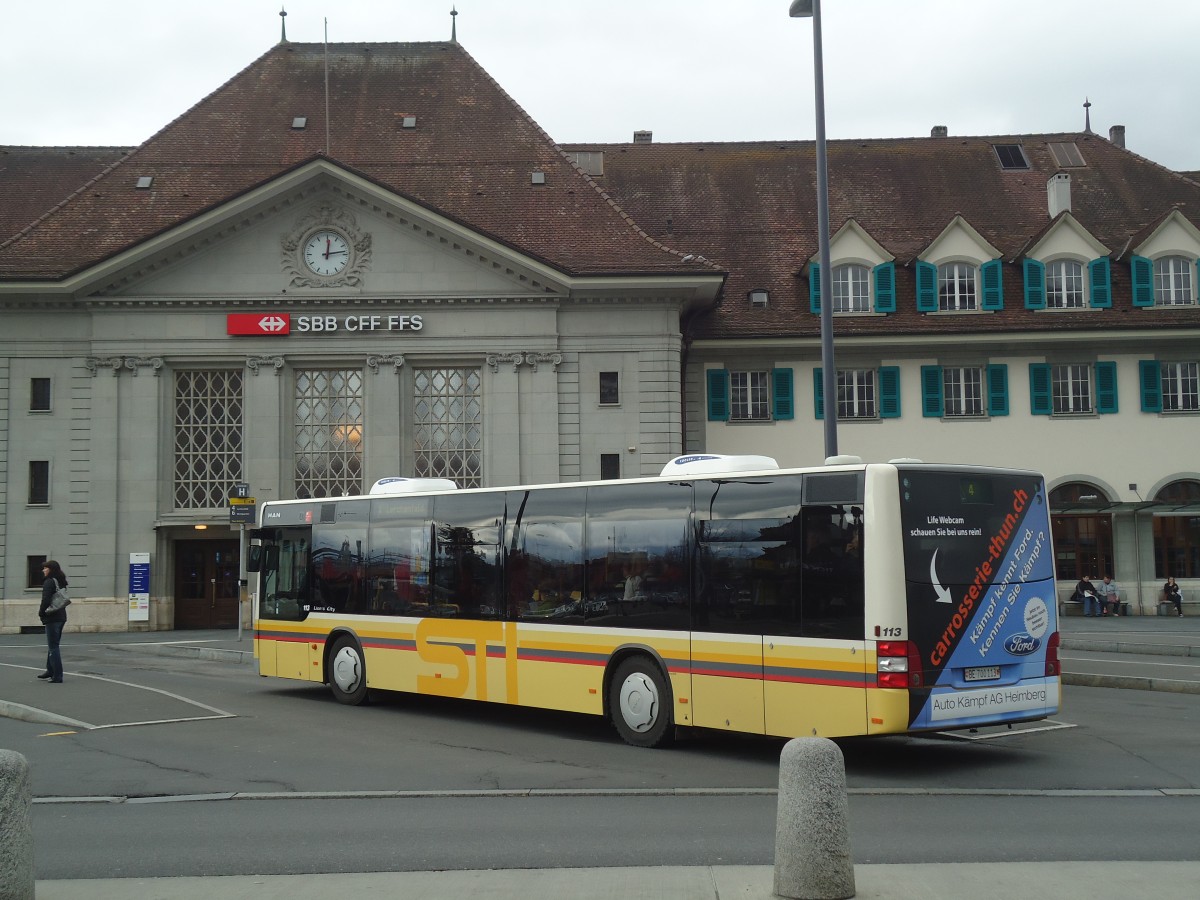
[
  {"x1": 563, "y1": 135, "x2": 1200, "y2": 339},
  {"x1": 0, "y1": 43, "x2": 707, "y2": 281},
  {"x1": 0, "y1": 146, "x2": 131, "y2": 243}
]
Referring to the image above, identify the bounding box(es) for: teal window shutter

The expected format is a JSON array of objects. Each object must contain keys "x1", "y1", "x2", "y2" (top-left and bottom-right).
[
  {"x1": 1029, "y1": 363, "x2": 1052, "y2": 415},
  {"x1": 1023, "y1": 258, "x2": 1046, "y2": 309},
  {"x1": 1139, "y1": 360, "x2": 1162, "y2": 412},
  {"x1": 873, "y1": 262, "x2": 896, "y2": 313},
  {"x1": 809, "y1": 263, "x2": 821, "y2": 314},
  {"x1": 1095, "y1": 362, "x2": 1118, "y2": 414},
  {"x1": 916, "y1": 261, "x2": 938, "y2": 312},
  {"x1": 813, "y1": 367, "x2": 824, "y2": 420},
  {"x1": 987, "y1": 364, "x2": 1009, "y2": 416},
  {"x1": 771, "y1": 368, "x2": 794, "y2": 420},
  {"x1": 920, "y1": 365, "x2": 944, "y2": 417},
  {"x1": 981, "y1": 260, "x2": 1004, "y2": 310},
  {"x1": 1131, "y1": 256, "x2": 1154, "y2": 307},
  {"x1": 879, "y1": 366, "x2": 901, "y2": 418},
  {"x1": 706, "y1": 369, "x2": 730, "y2": 421},
  {"x1": 1089, "y1": 257, "x2": 1112, "y2": 308}
]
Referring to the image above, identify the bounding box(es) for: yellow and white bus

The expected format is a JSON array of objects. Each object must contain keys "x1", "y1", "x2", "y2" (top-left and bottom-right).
[{"x1": 249, "y1": 455, "x2": 1060, "y2": 747}]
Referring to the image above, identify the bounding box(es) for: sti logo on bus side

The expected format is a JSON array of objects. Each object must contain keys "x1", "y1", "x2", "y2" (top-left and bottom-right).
[{"x1": 1003, "y1": 633, "x2": 1040, "y2": 655}]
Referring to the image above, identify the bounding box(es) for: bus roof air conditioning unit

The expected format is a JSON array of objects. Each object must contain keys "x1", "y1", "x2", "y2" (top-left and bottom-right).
[
  {"x1": 659, "y1": 454, "x2": 779, "y2": 477},
  {"x1": 369, "y1": 477, "x2": 460, "y2": 495}
]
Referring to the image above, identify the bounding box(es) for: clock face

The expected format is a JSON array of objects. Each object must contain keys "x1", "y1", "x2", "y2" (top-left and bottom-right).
[{"x1": 302, "y1": 230, "x2": 351, "y2": 277}]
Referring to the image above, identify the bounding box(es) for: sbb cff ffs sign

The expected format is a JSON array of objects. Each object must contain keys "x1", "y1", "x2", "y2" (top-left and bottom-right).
[{"x1": 226, "y1": 314, "x2": 424, "y2": 335}]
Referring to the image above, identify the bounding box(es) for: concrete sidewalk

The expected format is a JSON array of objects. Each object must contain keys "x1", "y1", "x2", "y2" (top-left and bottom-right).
[{"x1": 33, "y1": 861, "x2": 1200, "y2": 899}]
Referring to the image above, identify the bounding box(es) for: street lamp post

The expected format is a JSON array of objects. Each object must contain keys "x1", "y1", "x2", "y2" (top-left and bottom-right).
[{"x1": 790, "y1": 0, "x2": 838, "y2": 460}]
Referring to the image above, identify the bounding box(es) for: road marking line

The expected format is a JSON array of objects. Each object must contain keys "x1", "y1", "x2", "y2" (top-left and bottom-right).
[{"x1": 0, "y1": 662, "x2": 236, "y2": 729}]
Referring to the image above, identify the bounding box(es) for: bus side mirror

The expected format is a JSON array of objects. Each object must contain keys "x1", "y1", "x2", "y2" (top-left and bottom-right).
[{"x1": 247, "y1": 542, "x2": 266, "y2": 573}]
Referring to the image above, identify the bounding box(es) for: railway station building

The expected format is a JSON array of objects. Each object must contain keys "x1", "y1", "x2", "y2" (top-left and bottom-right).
[{"x1": 1, "y1": 37, "x2": 1198, "y2": 630}]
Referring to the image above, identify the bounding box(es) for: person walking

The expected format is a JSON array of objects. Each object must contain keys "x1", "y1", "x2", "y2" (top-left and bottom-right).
[{"x1": 37, "y1": 559, "x2": 69, "y2": 683}]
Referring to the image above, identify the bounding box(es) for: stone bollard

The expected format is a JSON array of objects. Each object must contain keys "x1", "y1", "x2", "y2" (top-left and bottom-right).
[
  {"x1": 773, "y1": 737, "x2": 855, "y2": 899},
  {"x1": 0, "y1": 750, "x2": 35, "y2": 900}
]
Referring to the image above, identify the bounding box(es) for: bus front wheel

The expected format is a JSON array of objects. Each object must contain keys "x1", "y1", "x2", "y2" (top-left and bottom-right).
[
  {"x1": 328, "y1": 637, "x2": 368, "y2": 706},
  {"x1": 609, "y1": 656, "x2": 673, "y2": 748}
]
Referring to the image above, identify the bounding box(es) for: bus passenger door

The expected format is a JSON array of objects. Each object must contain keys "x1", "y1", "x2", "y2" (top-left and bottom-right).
[
  {"x1": 763, "y1": 504, "x2": 869, "y2": 738},
  {"x1": 689, "y1": 632, "x2": 764, "y2": 733}
]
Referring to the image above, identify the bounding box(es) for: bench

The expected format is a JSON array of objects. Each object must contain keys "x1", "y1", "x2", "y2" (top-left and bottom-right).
[
  {"x1": 1157, "y1": 590, "x2": 1191, "y2": 616},
  {"x1": 1059, "y1": 593, "x2": 1127, "y2": 616}
]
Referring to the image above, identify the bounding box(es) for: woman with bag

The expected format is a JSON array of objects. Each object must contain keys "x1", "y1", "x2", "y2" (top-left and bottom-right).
[{"x1": 37, "y1": 559, "x2": 69, "y2": 683}]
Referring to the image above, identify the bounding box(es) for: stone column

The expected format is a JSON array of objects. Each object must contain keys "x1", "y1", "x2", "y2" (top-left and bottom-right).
[
  {"x1": 522, "y1": 352, "x2": 563, "y2": 484},
  {"x1": 486, "y1": 352, "x2": 524, "y2": 486},
  {"x1": 773, "y1": 737, "x2": 856, "y2": 899},
  {"x1": 244, "y1": 356, "x2": 286, "y2": 504},
  {"x1": 365, "y1": 354, "x2": 404, "y2": 486},
  {"x1": 0, "y1": 750, "x2": 34, "y2": 900},
  {"x1": 85, "y1": 357, "x2": 124, "y2": 599}
]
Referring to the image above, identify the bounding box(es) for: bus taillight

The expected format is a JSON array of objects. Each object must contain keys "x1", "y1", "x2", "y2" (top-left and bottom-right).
[
  {"x1": 1045, "y1": 631, "x2": 1061, "y2": 677},
  {"x1": 877, "y1": 640, "x2": 923, "y2": 689}
]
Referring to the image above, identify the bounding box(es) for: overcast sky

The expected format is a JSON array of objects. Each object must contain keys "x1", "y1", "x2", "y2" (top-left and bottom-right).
[{"x1": 5, "y1": 0, "x2": 1198, "y2": 171}]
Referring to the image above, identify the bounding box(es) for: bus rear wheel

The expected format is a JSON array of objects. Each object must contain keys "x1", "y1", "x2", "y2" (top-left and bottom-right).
[
  {"x1": 328, "y1": 636, "x2": 368, "y2": 705},
  {"x1": 609, "y1": 656, "x2": 673, "y2": 748}
]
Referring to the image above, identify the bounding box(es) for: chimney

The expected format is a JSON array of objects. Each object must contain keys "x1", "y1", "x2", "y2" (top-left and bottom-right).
[
  {"x1": 633, "y1": 130, "x2": 653, "y2": 144},
  {"x1": 930, "y1": 125, "x2": 948, "y2": 138},
  {"x1": 1047, "y1": 172, "x2": 1072, "y2": 218},
  {"x1": 1109, "y1": 125, "x2": 1126, "y2": 149}
]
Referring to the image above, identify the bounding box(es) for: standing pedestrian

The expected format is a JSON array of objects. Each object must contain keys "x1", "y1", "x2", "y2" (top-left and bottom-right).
[{"x1": 37, "y1": 559, "x2": 69, "y2": 683}]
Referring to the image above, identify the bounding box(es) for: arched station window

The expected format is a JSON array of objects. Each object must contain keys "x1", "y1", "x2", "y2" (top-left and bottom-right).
[
  {"x1": 1050, "y1": 482, "x2": 1114, "y2": 581},
  {"x1": 1152, "y1": 480, "x2": 1200, "y2": 578}
]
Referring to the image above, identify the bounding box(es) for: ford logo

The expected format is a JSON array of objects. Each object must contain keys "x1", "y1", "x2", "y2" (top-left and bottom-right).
[{"x1": 1004, "y1": 633, "x2": 1040, "y2": 655}]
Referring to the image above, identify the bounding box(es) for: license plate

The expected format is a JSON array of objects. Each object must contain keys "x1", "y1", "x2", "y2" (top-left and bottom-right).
[{"x1": 964, "y1": 665, "x2": 1001, "y2": 682}]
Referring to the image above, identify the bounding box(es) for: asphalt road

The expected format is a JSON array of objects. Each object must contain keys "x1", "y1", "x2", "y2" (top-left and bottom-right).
[{"x1": 2, "y1": 624, "x2": 1198, "y2": 880}]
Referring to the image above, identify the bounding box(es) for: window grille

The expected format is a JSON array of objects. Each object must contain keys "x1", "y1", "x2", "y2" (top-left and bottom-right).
[
  {"x1": 294, "y1": 368, "x2": 364, "y2": 499},
  {"x1": 174, "y1": 370, "x2": 244, "y2": 508},
  {"x1": 413, "y1": 367, "x2": 482, "y2": 488}
]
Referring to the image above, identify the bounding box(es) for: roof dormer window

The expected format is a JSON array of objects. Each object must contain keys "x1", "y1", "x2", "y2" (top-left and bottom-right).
[
  {"x1": 748, "y1": 289, "x2": 769, "y2": 308},
  {"x1": 993, "y1": 144, "x2": 1029, "y2": 170}
]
